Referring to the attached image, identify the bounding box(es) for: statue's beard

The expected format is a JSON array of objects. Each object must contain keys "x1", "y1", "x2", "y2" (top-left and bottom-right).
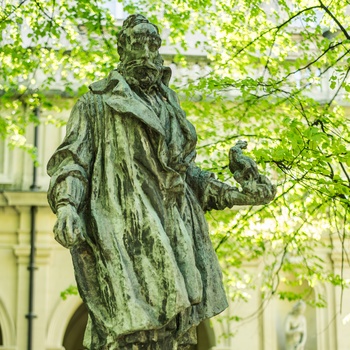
[{"x1": 120, "y1": 59, "x2": 163, "y2": 91}]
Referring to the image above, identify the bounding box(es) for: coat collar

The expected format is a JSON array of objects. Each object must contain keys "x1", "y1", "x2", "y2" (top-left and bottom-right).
[{"x1": 89, "y1": 70, "x2": 176, "y2": 137}]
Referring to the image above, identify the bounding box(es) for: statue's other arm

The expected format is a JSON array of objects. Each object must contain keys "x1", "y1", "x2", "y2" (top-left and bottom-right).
[
  {"x1": 186, "y1": 164, "x2": 276, "y2": 212},
  {"x1": 47, "y1": 98, "x2": 93, "y2": 247}
]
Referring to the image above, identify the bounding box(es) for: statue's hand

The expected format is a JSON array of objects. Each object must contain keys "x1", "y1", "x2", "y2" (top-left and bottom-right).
[
  {"x1": 54, "y1": 205, "x2": 85, "y2": 248},
  {"x1": 242, "y1": 174, "x2": 276, "y2": 205}
]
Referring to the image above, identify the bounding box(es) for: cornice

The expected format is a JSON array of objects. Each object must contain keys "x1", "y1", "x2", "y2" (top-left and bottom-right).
[
  {"x1": 0, "y1": 191, "x2": 49, "y2": 207},
  {"x1": 13, "y1": 244, "x2": 52, "y2": 265}
]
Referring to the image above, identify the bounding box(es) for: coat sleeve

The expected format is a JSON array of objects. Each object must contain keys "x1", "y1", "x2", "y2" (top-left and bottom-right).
[
  {"x1": 47, "y1": 97, "x2": 93, "y2": 214},
  {"x1": 186, "y1": 163, "x2": 274, "y2": 211}
]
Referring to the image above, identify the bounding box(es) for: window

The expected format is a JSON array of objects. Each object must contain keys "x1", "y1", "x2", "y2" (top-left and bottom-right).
[{"x1": 101, "y1": 0, "x2": 126, "y2": 20}]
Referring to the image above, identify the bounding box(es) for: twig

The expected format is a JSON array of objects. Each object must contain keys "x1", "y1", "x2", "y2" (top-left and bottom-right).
[
  {"x1": 340, "y1": 162, "x2": 350, "y2": 185},
  {"x1": 197, "y1": 134, "x2": 281, "y2": 149},
  {"x1": 232, "y1": 6, "x2": 322, "y2": 59},
  {"x1": 33, "y1": 0, "x2": 66, "y2": 32},
  {"x1": 319, "y1": 0, "x2": 350, "y2": 40},
  {"x1": 0, "y1": 0, "x2": 28, "y2": 22}
]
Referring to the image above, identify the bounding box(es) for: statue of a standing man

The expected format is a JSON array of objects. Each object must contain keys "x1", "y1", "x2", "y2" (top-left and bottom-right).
[{"x1": 47, "y1": 14, "x2": 276, "y2": 350}]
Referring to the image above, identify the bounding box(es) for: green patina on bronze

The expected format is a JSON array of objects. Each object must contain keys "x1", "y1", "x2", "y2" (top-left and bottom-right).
[{"x1": 47, "y1": 14, "x2": 276, "y2": 350}]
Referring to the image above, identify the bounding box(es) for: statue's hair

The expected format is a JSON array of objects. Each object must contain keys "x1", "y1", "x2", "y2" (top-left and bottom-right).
[{"x1": 117, "y1": 14, "x2": 160, "y2": 61}]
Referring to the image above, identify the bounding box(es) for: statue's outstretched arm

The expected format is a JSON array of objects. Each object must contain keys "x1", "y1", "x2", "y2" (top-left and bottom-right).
[{"x1": 186, "y1": 141, "x2": 276, "y2": 211}]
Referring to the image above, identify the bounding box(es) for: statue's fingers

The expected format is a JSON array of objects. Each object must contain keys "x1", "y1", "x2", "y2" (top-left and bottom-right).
[
  {"x1": 53, "y1": 220, "x2": 59, "y2": 235},
  {"x1": 74, "y1": 226, "x2": 85, "y2": 242},
  {"x1": 54, "y1": 219, "x2": 69, "y2": 247},
  {"x1": 73, "y1": 216, "x2": 85, "y2": 242},
  {"x1": 65, "y1": 216, "x2": 76, "y2": 247}
]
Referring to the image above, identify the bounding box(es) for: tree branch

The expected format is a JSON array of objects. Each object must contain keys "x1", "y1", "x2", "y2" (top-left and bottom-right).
[
  {"x1": 33, "y1": 0, "x2": 66, "y2": 32},
  {"x1": 319, "y1": 0, "x2": 350, "y2": 40},
  {"x1": 275, "y1": 41, "x2": 343, "y2": 86},
  {"x1": 197, "y1": 133, "x2": 281, "y2": 149},
  {"x1": 340, "y1": 162, "x2": 350, "y2": 186},
  {"x1": 232, "y1": 6, "x2": 322, "y2": 59},
  {"x1": 0, "y1": 0, "x2": 28, "y2": 22}
]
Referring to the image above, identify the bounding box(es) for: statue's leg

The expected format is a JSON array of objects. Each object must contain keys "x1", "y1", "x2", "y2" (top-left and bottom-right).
[
  {"x1": 178, "y1": 326, "x2": 197, "y2": 348},
  {"x1": 118, "y1": 337, "x2": 175, "y2": 350},
  {"x1": 117, "y1": 322, "x2": 196, "y2": 350},
  {"x1": 82, "y1": 313, "x2": 197, "y2": 349}
]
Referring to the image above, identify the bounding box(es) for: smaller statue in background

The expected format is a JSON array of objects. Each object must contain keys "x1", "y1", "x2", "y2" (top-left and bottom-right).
[{"x1": 285, "y1": 300, "x2": 307, "y2": 350}]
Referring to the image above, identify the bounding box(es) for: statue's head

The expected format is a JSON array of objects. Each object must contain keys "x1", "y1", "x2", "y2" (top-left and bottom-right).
[
  {"x1": 117, "y1": 14, "x2": 164, "y2": 91},
  {"x1": 292, "y1": 300, "x2": 306, "y2": 315}
]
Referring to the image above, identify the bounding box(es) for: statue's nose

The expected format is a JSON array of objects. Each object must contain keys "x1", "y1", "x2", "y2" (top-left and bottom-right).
[{"x1": 142, "y1": 46, "x2": 150, "y2": 58}]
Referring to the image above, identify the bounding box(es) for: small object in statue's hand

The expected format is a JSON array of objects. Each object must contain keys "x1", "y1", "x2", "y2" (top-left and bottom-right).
[{"x1": 228, "y1": 140, "x2": 259, "y2": 184}]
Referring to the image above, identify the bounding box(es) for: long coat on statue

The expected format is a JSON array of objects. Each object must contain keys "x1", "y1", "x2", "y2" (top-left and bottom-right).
[{"x1": 47, "y1": 70, "x2": 229, "y2": 348}]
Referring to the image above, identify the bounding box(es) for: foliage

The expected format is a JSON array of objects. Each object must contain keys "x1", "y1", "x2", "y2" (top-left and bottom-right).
[
  {"x1": 0, "y1": 0, "x2": 118, "y2": 148},
  {"x1": 1, "y1": 0, "x2": 350, "y2": 317},
  {"x1": 60, "y1": 284, "x2": 79, "y2": 300}
]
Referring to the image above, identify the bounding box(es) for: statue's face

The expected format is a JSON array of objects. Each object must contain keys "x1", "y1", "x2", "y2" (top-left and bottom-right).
[
  {"x1": 122, "y1": 23, "x2": 163, "y2": 90},
  {"x1": 292, "y1": 301, "x2": 306, "y2": 315}
]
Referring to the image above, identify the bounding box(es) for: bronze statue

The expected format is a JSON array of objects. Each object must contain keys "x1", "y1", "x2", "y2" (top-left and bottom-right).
[{"x1": 47, "y1": 14, "x2": 276, "y2": 350}]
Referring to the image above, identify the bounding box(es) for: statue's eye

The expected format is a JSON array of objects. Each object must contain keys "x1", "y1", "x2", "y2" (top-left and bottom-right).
[
  {"x1": 149, "y1": 43, "x2": 159, "y2": 52},
  {"x1": 149, "y1": 38, "x2": 160, "y2": 52},
  {"x1": 132, "y1": 42, "x2": 143, "y2": 50}
]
